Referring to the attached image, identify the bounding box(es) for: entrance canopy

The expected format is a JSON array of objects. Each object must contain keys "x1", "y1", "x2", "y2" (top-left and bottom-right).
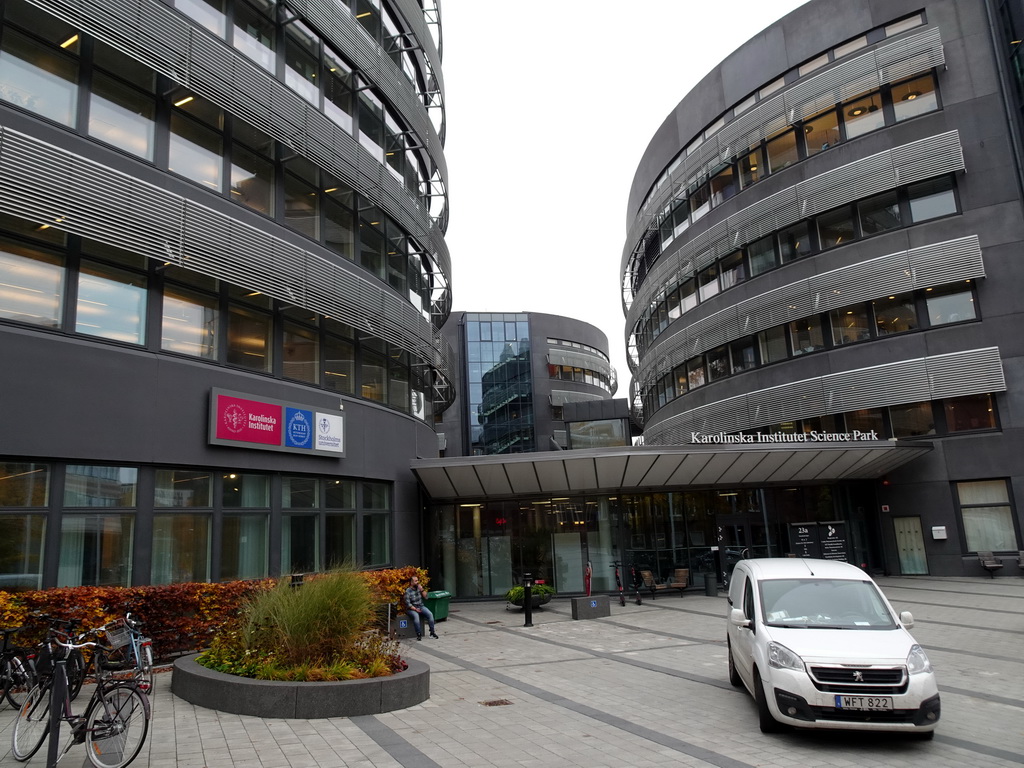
[{"x1": 411, "y1": 442, "x2": 931, "y2": 501}]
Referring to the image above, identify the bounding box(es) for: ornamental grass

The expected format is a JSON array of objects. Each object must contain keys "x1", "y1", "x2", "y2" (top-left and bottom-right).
[{"x1": 198, "y1": 568, "x2": 406, "y2": 681}]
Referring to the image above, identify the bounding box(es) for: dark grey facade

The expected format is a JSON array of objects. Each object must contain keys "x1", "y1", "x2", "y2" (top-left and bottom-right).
[
  {"x1": 438, "y1": 311, "x2": 617, "y2": 457},
  {"x1": 622, "y1": 0, "x2": 1024, "y2": 576},
  {"x1": 0, "y1": 0, "x2": 450, "y2": 588}
]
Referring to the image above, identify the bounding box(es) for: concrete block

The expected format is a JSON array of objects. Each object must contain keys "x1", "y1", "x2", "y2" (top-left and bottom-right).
[{"x1": 571, "y1": 595, "x2": 610, "y2": 620}]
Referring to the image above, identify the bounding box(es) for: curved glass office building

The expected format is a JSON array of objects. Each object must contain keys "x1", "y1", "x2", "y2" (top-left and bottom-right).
[
  {"x1": 0, "y1": 0, "x2": 451, "y2": 588},
  {"x1": 622, "y1": 0, "x2": 1023, "y2": 576}
]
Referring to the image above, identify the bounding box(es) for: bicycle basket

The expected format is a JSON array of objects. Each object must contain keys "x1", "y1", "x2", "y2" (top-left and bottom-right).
[{"x1": 103, "y1": 620, "x2": 131, "y2": 649}]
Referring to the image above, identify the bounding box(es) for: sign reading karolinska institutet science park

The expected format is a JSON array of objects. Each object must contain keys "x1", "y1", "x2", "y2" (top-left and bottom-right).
[{"x1": 208, "y1": 389, "x2": 344, "y2": 457}]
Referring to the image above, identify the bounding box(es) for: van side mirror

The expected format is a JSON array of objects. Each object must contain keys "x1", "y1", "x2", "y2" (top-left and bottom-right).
[
  {"x1": 729, "y1": 607, "x2": 750, "y2": 628},
  {"x1": 899, "y1": 610, "x2": 914, "y2": 629}
]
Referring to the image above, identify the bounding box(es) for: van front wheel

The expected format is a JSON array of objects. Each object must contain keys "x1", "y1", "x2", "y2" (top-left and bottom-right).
[{"x1": 754, "y1": 672, "x2": 787, "y2": 733}]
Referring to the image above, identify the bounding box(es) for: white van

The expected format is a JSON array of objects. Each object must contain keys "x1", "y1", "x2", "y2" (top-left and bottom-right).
[{"x1": 726, "y1": 558, "x2": 940, "y2": 737}]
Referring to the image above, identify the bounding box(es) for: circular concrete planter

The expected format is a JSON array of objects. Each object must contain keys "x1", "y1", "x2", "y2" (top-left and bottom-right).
[{"x1": 171, "y1": 654, "x2": 429, "y2": 719}]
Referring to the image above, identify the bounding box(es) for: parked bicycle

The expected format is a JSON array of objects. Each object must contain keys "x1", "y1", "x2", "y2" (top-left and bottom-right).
[
  {"x1": 28, "y1": 614, "x2": 87, "y2": 702},
  {"x1": 12, "y1": 619, "x2": 151, "y2": 768},
  {"x1": 611, "y1": 561, "x2": 643, "y2": 606},
  {"x1": 0, "y1": 627, "x2": 35, "y2": 709},
  {"x1": 100, "y1": 614, "x2": 154, "y2": 694}
]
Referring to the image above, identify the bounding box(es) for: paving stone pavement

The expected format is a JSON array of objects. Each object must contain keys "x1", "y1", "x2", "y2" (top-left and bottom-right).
[{"x1": 0, "y1": 574, "x2": 1021, "y2": 768}]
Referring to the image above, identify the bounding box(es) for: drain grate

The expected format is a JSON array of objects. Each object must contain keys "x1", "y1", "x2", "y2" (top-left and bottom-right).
[{"x1": 480, "y1": 699, "x2": 513, "y2": 707}]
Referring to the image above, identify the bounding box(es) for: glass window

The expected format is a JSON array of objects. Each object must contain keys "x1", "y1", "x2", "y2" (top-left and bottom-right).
[
  {"x1": 323, "y1": 50, "x2": 353, "y2": 132},
  {"x1": 834, "y1": 36, "x2": 868, "y2": 59},
  {"x1": 747, "y1": 235, "x2": 776, "y2": 276},
  {"x1": 799, "y1": 53, "x2": 829, "y2": 77},
  {"x1": 325, "y1": 334, "x2": 356, "y2": 394},
  {"x1": 285, "y1": 23, "x2": 320, "y2": 105},
  {"x1": 758, "y1": 325, "x2": 789, "y2": 363},
  {"x1": 689, "y1": 181, "x2": 711, "y2": 221},
  {"x1": 282, "y1": 514, "x2": 320, "y2": 573},
  {"x1": 926, "y1": 283, "x2": 976, "y2": 325},
  {"x1": 698, "y1": 264, "x2": 720, "y2": 301},
  {"x1": 0, "y1": 514, "x2": 45, "y2": 590},
  {"x1": 220, "y1": 513, "x2": 268, "y2": 580},
  {"x1": 730, "y1": 337, "x2": 757, "y2": 373},
  {"x1": 707, "y1": 346, "x2": 729, "y2": 381},
  {"x1": 846, "y1": 407, "x2": 885, "y2": 436},
  {"x1": 666, "y1": 287, "x2": 681, "y2": 321},
  {"x1": 892, "y1": 74, "x2": 938, "y2": 122},
  {"x1": 709, "y1": 166, "x2": 737, "y2": 206},
  {"x1": 222, "y1": 473, "x2": 269, "y2": 507},
  {"x1": 58, "y1": 514, "x2": 133, "y2": 587},
  {"x1": 817, "y1": 207, "x2": 855, "y2": 248},
  {"x1": 843, "y1": 92, "x2": 885, "y2": 139},
  {"x1": 64, "y1": 466, "x2": 137, "y2": 506},
  {"x1": 674, "y1": 365, "x2": 688, "y2": 396},
  {"x1": 362, "y1": 514, "x2": 390, "y2": 566},
  {"x1": 945, "y1": 394, "x2": 997, "y2": 432},
  {"x1": 283, "y1": 321, "x2": 320, "y2": 384},
  {"x1": 908, "y1": 177, "x2": 957, "y2": 222},
  {"x1": 789, "y1": 316, "x2": 825, "y2": 355},
  {"x1": 284, "y1": 173, "x2": 320, "y2": 240},
  {"x1": 873, "y1": 293, "x2": 918, "y2": 335},
  {"x1": 362, "y1": 347, "x2": 387, "y2": 402},
  {"x1": 174, "y1": 0, "x2": 226, "y2": 37},
  {"x1": 890, "y1": 402, "x2": 935, "y2": 437},
  {"x1": 779, "y1": 222, "x2": 811, "y2": 263},
  {"x1": 76, "y1": 261, "x2": 146, "y2": 344},
  {"x1": 719, "y1": 251, "x2": 746, "y2": 290},
  {"x1": 226, "y1": 304, "x2": 272, "y2": 371},
  {"x1": 766, "y1": 129, "x2": 798, "y2": 173},
  {"x1": 804, "y1": 110, "x2": 841, "y2": 156},
  {"x1": 859, "y1": 191, "x2": 902, "y2": 235},
  {"x1": 324, "y1": 196, "x2": 354, "y2": 260},
  {"x1": 678, "y1": 278, "x2": 697, "y2": 313},
  {"x1": 151, "y1": 513, "x2": 210, "y2": 584},
  {"x1": 326, "y1": 513, "x2": 355, "y2": 567},
  {"x1": 0, "y1": 463, "x2": 49, "y2": 506},
  {"x1": 687, "y1": 357, "x2": 706, "y2": 389},
  {"x1": 162, "y1": 285, "x2": 218, "y2": 358},
  {"x1": 89, "y1": 72, "x2": 155, "y2": 160},
  {"x1": 363, "y1": 481, "x2": 389, "y2": 510},
  {"x1": 283, "y1": 476, "x2": 318, "y2": 508},
  {"x1": 0, "y1": 28, "x2": 78, "y2": 126},
  {"x1": 830, "y1": 304, "x2": 871, "y2": 345},
  {"x1": 389, "y1": 354, "x2": 410, "y2": 412},
  {"x1": 326, "y1": 479, "x2": 356, "y2": 508},
  {"x1": 360, "y1": 221, "x2": 385, "y2": 278},
  {"x1": 154, "y1": 469, "x2": 212, "y2": 507},
  {"x1": 169, "y1": 112, "x2": 223, "y2": 190},
  {"x1": 230, "y1": 143, "x2": 274, "y2": 215},
  {"x1": 957, "y1": 480, "x2": 1016, "y2": 552},
  {"x1": 885, "y1": 14, "x2": 924, "y2": 36},
  {"x1": 0, "y1": 242, "x2": 64, "y2": 327},
  {"x1": 359, "y1": 93, "x2": 385, "y2": 161},
  {"x1": 233, "y1": 0, "x2": 275, "y2": 71},
  {"x1": 739, "y1": 146, "x2": 764, "y2": 188}
]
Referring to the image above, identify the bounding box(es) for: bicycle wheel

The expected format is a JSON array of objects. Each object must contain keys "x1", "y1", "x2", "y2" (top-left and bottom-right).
[
  {"x1": 139, "y1": 643, "x2": 153, "y2": 694},
  {"x1": 85, "y1": 686, "x2": 149, "y2": 768},
  {"x1": 3, "y1": 653, "x2": 36, "y2": 709},
  {"x1": 67, "y1": 649, "x2": 86, "y2": 702},
  {"x1": 11, "y1": 682, "x2": 51, "y2": 762}
]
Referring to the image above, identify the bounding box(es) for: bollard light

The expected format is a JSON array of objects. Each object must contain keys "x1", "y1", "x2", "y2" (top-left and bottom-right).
[{"x1": 523, "y1": 572, "x2": 534, "y2": 628}]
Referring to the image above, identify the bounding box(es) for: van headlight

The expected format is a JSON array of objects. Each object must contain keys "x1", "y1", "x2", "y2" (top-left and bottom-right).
[
  {"x1": 767, "y1": 642, "x2": 804, "y2": 671},
  {"x1": 907, "y1": 644, "x2": 932, "y2": 675}
]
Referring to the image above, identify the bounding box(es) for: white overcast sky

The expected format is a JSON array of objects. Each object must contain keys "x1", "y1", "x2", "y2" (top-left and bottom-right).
[{"x1": 438, "y1": 0, "x2": 808, "y2": 393}]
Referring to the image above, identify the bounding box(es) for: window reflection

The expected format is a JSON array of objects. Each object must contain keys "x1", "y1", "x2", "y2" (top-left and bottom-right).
[
  {"x1": 227, "y1": 304, "x2": 271, "y2": 371},
  {"x1": 75, "y1": 261, "x2": 147, "y2": 344},
  {"x1": 873, "y1": 294, "x2": 918, "y2": 335},
  {"x1": 843, "y1": 92, "x2": 885, "y2": 139},
  {"x1": 169, "y1": 112, "x2": 223, "y2": 190},
  {"x1": 151, "y1": 513, "x2": 210, "y2": 584},
  {"x1": 0, "y1": 243, "x2": 64, "y2": 327},
  {"x1": 162, "y1": 285, "x2": 218, "y2": 358},
  {"x1": 58, "y1": 514, "x2": 133, "y2": 587},
  {"x1": 174, "y1": 0, "x2": 226, "y2": 37},
  {"x1": 0, "y1": 28, "x2": 78, "y2": 126},
  {"x1": 926, "y1": 284, "x2": 975, "y2": 325},
  {"x1": 804, "y1": 110, "x2": 840, "y2": 155},
  {"x1": 89, "y1": 72, "x2": 155, "y2": 160},
  {"x1": 892, "y1": 74, "x2": 938, "y2": 122}
]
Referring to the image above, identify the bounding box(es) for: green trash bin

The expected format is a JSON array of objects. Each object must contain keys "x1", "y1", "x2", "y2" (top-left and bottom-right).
[{"x1": 425, "y1": 590, "x2": 452, "y2": 621}]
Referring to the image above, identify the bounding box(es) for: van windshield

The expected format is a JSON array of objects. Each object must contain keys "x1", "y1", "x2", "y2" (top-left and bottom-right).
[{"x1": 759, "y1": 578, "x2": 897, "y2": 629}]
